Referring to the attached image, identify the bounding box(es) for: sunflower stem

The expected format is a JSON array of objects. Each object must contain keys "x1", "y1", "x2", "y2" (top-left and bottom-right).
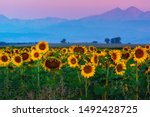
[
  {"x1": 4, "y1": 67, "x2": 9, "y2": 99},
  {"x1": 77, "y1": 71, "x2": 83, "y2": 97},
  {"x1": 84, "y1": 78, "x2": 88, "y2": 98},
  {"x1": 37, "y1": 60, "x2": 40, "y2": 99},
  {"x1": 135, "y1": 63, "x2": 139, "y2": 100},
  {"x1": 104, "y1": 62, "x2": 109, "y2": 100}
]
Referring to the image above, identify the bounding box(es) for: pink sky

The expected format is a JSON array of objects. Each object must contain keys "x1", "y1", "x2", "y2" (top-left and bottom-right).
[{"x1": 0, "y1": 0, "x2": 150, "y2": 19}]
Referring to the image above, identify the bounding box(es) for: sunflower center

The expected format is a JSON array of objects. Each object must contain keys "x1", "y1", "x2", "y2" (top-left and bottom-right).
[
  {"x1": 74, "y1": 47, "x2": 84, "y2": 53},
  {"x1": 45, "y1": 59, "x2": 60, "y2": 69},
  {"x1": 1, "y1": 55, "x2": 8, "y2": 62},
  {"x1": 39, "y1": 43, "x2": 46, "y2": 50},
  {"x1": 122, "y1": 53, "x2": 130, "y2": 59},
  {"x1": 34, "y1": 52, "x2": 39, "y2": 58},
  {"x1": 94, "y1": 55, "x2": 98, "y2": 63},
  {"x1": 22, "y1": 53, "x2": 29, "y2": 61},
  {"x1": 83, "y1": 65, "x2": 92, "y2": 74},
  {"x1": 15, "y1": 56, "x2": 21, "y2": 63},
  {"x1": 135, "y1": 49, "x2": 144, "y2": 58},
  {"x1": 117, "y1": 64, "x2": 123, "y2": 72},
  {"x1": 71, "y1": 58, "x2": 76, "y2": 64},
  {"x1": 112, "y1": 53, "x2": 117, "y2": 60}
]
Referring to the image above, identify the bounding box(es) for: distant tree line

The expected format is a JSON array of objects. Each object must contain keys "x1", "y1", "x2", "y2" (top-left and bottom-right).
[{"x1": 105, "y1": 37, "x2": 122, "y2": 44}]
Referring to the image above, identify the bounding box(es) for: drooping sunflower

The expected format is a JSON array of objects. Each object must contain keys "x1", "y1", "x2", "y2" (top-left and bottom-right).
[
  {"x1": 110, "y1": 50, "x2": 122, "y2": 63},
  {"x1": 81, "y1": 63, "x2": 96, "y2": 78},
  {"x1": 21, "y1": 52, "x2": 30, "y2": 62},
  {"x1": 31, "y1": 50, "x2": 41, "y2": 61},
  {"x1": 90, "y1": 53, "x2": 99, "y2": 66},
  {"x1": 144, "y1": 45, "x2": 150, "y2": 51},
  {"x1": 68, "y1": 55, "x2": 79, "y2": 68},
  {"x1": 0, "y1": 53, "x2": 10, "y2": 67},
  {"x1": 11, "y1": 55, "x2": 22, "y2": 67},
  {"x1": 133, "y1": 46, "x2": 147, "y2": 63},
  {"x1": 43, "y1": 58, "x2": 62, "y2": 72},
  {"x1": 115, "y1": 62, "x2": 126, "y2": 76},
  {"x1": 36, "y1": 41, "x2": 49, "y2": 53}
]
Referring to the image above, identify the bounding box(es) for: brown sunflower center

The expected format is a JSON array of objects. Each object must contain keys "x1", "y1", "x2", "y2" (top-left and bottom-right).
[
  {"x1": 74, "y1": 47, "x2": 85, "y2": 54},
  {"x1": 135, "y1": 49, "x2": 144, "y2": 58},
  {"x1": 90, "y1": 47, "x2": 94, "y2": 51},
  {"x1": 15, "y1": 56, "x2": 21, "y2": 63},
  {"x1": 21, "y1": 53, "x2": 29, "y2": 61},
  {"x1": 117, "y1": 64, "x2": 123, "y2": 72},
  {"x1": 112, "y1": 53, "x2": 117, "y2": 60},
  {"x1": 1, "y1": 55, "x2": 8, "y2": 62},
  {"x1": 71, "y1": 58, "x2": 76, "y2": 64},
  {"x1": 122, "y1": 53, "x2": 130, "y2": 59},
  {"x1": 45, "y1": 59, "x2": 61, "y2": 69},
  {"x1": 83, "y1": 65, "x2": 92, "y2": 74},
  {"x1": 94, "y1": 55, "x2": 98, "y2": 63},
  {"x1": 34, "y1": 52, "x2": 39, "y2": 58},
  {"x1": 39, "y1": 43, "x2": 46, "y2": 50}
]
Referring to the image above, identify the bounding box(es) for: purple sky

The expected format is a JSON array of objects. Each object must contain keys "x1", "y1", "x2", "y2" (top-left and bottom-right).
[{"x1": 0, "y1": 0, "x2": 150, "y2": 19}]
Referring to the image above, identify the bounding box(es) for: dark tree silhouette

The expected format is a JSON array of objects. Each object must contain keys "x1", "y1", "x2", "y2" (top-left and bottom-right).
[
  {"x1": 60, "y1": 38, "x2": 67, "y2": 43},
  {"x1": 105, "y1": 38, "x2": 110, "y2": 44},
  {"x1": 92, "y1": 40, "x2": 98, "y2": 43},
  {"x1": 111, "y1": 37, "x2": 121, "y2": 44}
]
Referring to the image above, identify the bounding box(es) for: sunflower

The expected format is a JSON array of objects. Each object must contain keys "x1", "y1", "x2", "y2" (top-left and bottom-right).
[
  {"x1": 145, "y1": 67, "x2": 150, "y2": 74},
  {"x1": 69, "y1": 46, "x2": 87, "y2": 54},
  {"x1": 31, "y1": 50, "x2": 41, "y2": 61},
  {"x1": 110, "y1": 50, "x2": 122, "y2": 63},
  {"x1": 144, "y1": 45, "x2": 150, "y2": 52},
  {"x1": 68, "y1": 55, "x2": 79, "y2": 68},
  {"x1": 133, "y1": 46, "x2": 147, "y2": 63},
  {"x1": 115, "y1": 62, "x2": 126, "y2": 75},
  {"x1": 88, "y1": 46, "x2": 97, "y2": 52},
  {"x1": 123, "y1": 46, "x2": 131, "y2": 52},
  {"x1": 31, "y1": 45, "x2": 36, "y2": 51},
  {"x1": 36, "y1": 41, "x2": 49, "y2": 53},
  {"x1": 81, "y1": 63, "x2": 95, "y2": 78},
  {"x1": 60, "y1": 48, "x2": 68, "y2": 54},
  {"x1": 122, "y1": 51, "x2": 132, "y2": 62},
  {"x1": 90, "y1": 53, "x2": 99, "y2": 66},
  {"x1": 43, "y1": 58, "x2": 61, "y2": 71},
  {"x1": 21, "y1": 52, "x2": 30, "y2": 62},
  {"x1": 0, "y1": 53, "x2": 10, "y2": 67},
  {"x1": 11, "y1": 55, "x2": 22, "y2": 67}
]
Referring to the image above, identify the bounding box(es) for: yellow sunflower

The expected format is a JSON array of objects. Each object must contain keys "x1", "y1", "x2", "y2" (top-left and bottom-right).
[
  {"x1": 0, "y1": 53, "x2": 10, "y2": 67},
  {"x1": 144, "y1": 45, "x2": 150, "y2": 52},
  {"x1": 60, "y1": 48, "x2": 68, "y2": 54},
  {"x1": 90, "y1": 53, "x2": 99, "y2": 66},
  {"x1": 115, "y1": 61, "x2": 126, "y2": 75},
  {"x1": 21, "y1": 52, "x2": 30, "y2": 62},
  {"x1": 122, "y1": 51, "x2": 132, "y2": 62},
  {"x1": 81, "y1": 63, "x2": 96, "y2": 78},
  {"x1": 133, "y1": 46, "x2": 147, "y2": 63},
  {"x1": 88, "y1": 46, "x2": 97, "y2": 52},
  {"x1": 43, "y1": 58, "x2": 62, "y2": 72},
  {"x1": 36, "y1": 41, "x2": 49, "y2": 53},
  {"x1": 110, "y1": 50, "x2": 122, "y2": 63},
  {"x1": 69, "y1": 46, "x2": 87, "y2": 54},
  {"x1": 123, "y1": 46, "x2": 131, "y2": 52},
  {"x1": 11, "y1": 55, "x2": 22, "y2": 67},
  {"x1": 68, "y1": 55, "x2": 79, "y2": 68},
  {"x1": 31, "y1": 50, "x2": 42, "y2": 61}
]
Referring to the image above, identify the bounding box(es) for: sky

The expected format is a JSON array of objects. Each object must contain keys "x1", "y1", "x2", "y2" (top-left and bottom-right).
[{"x1": 0, "y1": 0, "x2": 150, "y2": 19}]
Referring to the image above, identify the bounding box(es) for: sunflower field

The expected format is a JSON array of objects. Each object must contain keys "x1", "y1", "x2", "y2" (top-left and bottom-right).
[{"x1": 0, "y1": 41, "x2": 150, "y2": 100}]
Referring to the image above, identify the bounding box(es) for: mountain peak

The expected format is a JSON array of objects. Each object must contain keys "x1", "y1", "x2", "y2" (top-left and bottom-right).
[{"x1": 125, "y1": 6, "x2": 143, "y2": 13}]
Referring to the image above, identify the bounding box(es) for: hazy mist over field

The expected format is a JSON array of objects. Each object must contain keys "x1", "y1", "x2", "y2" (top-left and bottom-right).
[{"x1": 0, "y1": 6, "x2": 150, "y2": 44}]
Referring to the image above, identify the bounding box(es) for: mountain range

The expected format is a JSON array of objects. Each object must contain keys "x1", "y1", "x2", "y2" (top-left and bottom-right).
[{"x1": 0, "y1": 6, "x2": 150, "y2": 44}]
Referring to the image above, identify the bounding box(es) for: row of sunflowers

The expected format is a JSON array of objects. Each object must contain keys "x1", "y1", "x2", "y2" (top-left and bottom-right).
[{"x1": 0, "y1": 41, "x2": 150, "y2": 99}]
